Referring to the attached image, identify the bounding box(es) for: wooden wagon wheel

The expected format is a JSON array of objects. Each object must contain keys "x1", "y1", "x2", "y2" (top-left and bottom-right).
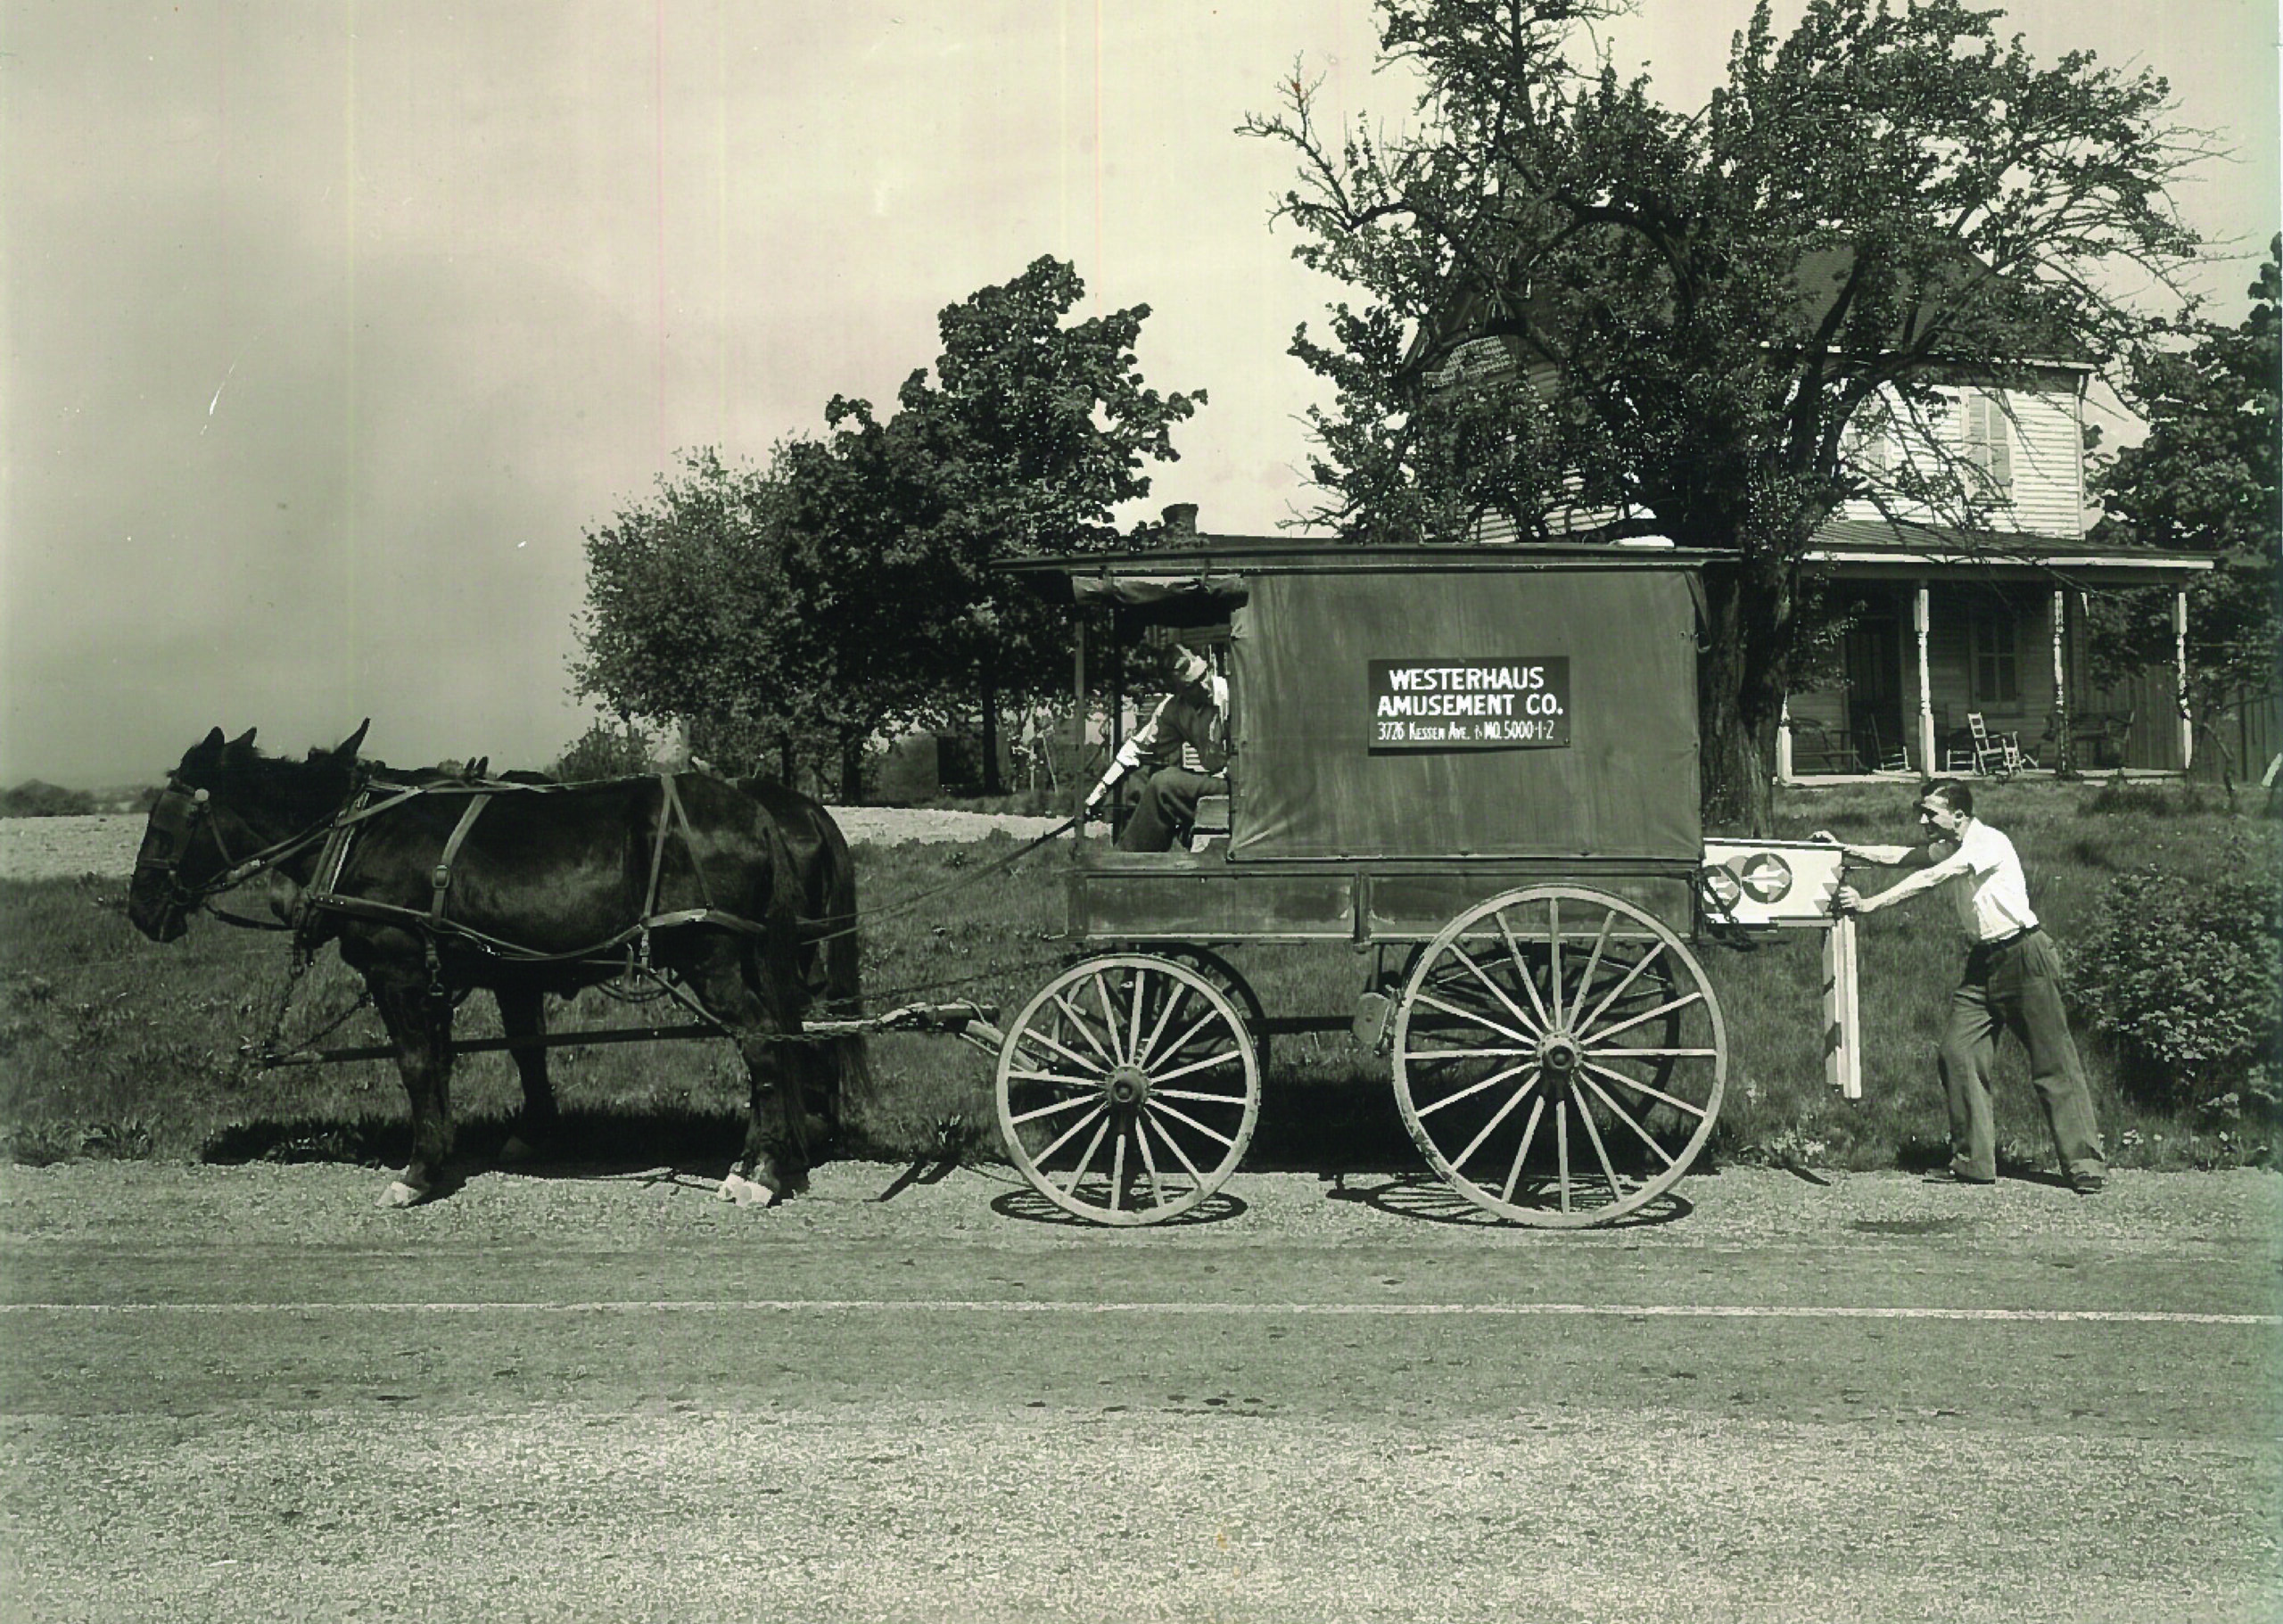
[
  {"x1": 994, "y1": 953, "x2": 1262, "y2": 1226},
  {"x1": 1391, "y1": 886, "x2": 1727, "y2": 1228}
]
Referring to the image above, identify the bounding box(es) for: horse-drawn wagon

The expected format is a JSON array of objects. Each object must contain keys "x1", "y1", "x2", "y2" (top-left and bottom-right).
[
  {"x1": 982, "y1": 540, "x2": 1807, "y2": 1228},
  {"x1": 128, "y1": 540, "x2": 1843, "y2": 1227}
]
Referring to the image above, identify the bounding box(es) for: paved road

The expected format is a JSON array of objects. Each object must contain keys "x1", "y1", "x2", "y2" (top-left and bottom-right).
[{"x1": 2, "y1": 1159, "x2": 2277, "y2": 1622}]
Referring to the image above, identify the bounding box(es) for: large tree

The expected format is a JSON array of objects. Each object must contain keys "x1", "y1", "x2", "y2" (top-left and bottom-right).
[
  {"x1": 809, "y1": 257, "x2": 1206, "y2": 792},
  {"x1": 2088, "y1": 239, "x2": 2280, "y2": 789},
  {"x1": 572, "y1": 260, "x2": 1202, "y2": 801},
  {"x1": 1245, "y1": 0, "x2": 2206, "y2": 829}
]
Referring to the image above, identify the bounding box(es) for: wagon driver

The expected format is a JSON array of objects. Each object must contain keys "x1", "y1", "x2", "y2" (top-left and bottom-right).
[
  {"x1": 1084, "y1": 640, "x2": 1231, "y2": 853},
  {"x1": 1812, "y1": 780, "x2": 2106, "y2": 1193}
]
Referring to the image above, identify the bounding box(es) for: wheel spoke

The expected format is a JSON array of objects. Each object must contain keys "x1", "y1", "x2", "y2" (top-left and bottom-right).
[
  {"x1": 1109, "y1": 1126, "x2": 1130, "y2": 1211},
  {"x1": 1014, "y1": 1026, "x2": 1112, "y2": 1082},
  {"x1": 1555, "y1": 1095, "x2": 1572, "y2": 1213},
  {"x1": 1088, "y1": 971, "x2": 1129, "y2": 1064},
  {"x1": 1451, "y1": 1068, "x2": 1545, "y2": 1173},
  {"x1": 1580, "y1": 1057, "x2": 1709, "y2": 1120},
  {"x1": 1406, "y1": 1045, "x2": 1536, "y2": 1061},
  {"x1": 1140, "y1": 1109, "x2": 1206, "y2": 1182},
  {"x1": 1499, "y1": 1093, "x2": 1548, "y2": 1204},
  {"x1": 1575, "y1": 940, "x2": 1668, "y2": 1033},
  {"x1": 1547, "y1": 895, "x2": 1563, "y2": 1023},
  {"x1": 1147, "y1": 1047, "x2": 1243, "y2": 1087},
  {"x1": 1567, "y1": 909, "x2": 1617, "y2": 1028},
  {"x1": 1034, "y1": 1102, "x2": 1109, "y2": 1169},
  {"x1": 1146, "y1": 1005, "x2": 1227, "y2": 1072},
  {"x1": 1416, "y1": 1059, "x2": 1536, "y2": 1119},
  {"x1": 1010, "y1": 1092, "x2": 1100, "y2": 1129},
  {"x1": 1570, "y1": 1082, "x2": 1628, "y2": 1204},
  {"x1": 1589, "y1": 1047, "x2": 1718, "y2": 1059},
  {"x1": 1005, "y1": 1066, "x2": 1109, "y2": 1091},
  {"x1": 1046, "y1": 990, "x2": 1119, "y2": 1070},
  {"x1": 1056, "y1": 1114, "x2": 1113, "y2": 1196},
  {"x1": 1412, "y1": 988, "x2": 1537, "y2": 1048},
  {"x1": 1133, "y1": 1115, "x2": 1167, "y2": 1208},
  {"x1": 1490, "y1": 914, "x2": 1558, "y2": 1032},
  {"x1": 1125, "y1": 967, "x2": 1150, "y2": 1069},
  {"x1": 1136, "y1": 976, "x2": 1185, "y2": 1071},
  {"x1": 1447, "y1": 939, "x2": 1548, "y2": 1041},
  {"x1": 1152, "y1": 1083, "x2": 1251, "y2": 1108},
  {"x1": 1585, "y1": 988, "x2": 1706, "y2": 1045},
  {"x1": 1145, "y1": 1098, "x2": 1237, "y2": 1150},
  {"x1": 1578, "y1": 1071, "x2": 1678, "y2": 1169}
]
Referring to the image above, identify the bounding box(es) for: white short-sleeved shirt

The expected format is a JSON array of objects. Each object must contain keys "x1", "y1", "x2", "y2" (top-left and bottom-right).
[{"x1": 1931, "y1": 820, "x2": 2040, "y2": 943}]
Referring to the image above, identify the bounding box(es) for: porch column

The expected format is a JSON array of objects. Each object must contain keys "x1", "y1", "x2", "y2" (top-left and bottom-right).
[
  {"x1": 1071, "y1": 614, "x2": 1089, "y2": 834},
  {"x1": 1776, "y1": 696, "x2": 1794, "y2": 782},
  {"x1": 2050, "y1": 589, "x2": 2069, "y2": 773},
  {"x1": 2174, "y1": 588, "x2": 2193, "y2": 771},
  {"x1": 1915, "y1": 581, "x2": 1934, "y2": 775}
]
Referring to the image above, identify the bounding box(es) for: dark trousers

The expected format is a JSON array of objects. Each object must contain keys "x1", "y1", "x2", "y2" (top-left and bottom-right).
[
  {"x1": 1116, "y1": 769, "x2": 1226, "y2": 853},
  {"x1": 1935, "y1": 930, "x2": 2105, "y2": 1182}
]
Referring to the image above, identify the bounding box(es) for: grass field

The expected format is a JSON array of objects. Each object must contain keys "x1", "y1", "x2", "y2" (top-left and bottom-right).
[{"x1": 2, "y1": 776, "x2": 2274, "y2": 1182}]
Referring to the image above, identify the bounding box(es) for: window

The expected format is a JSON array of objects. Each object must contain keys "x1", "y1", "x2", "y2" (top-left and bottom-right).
[
  {"x1": 1969, "y1": 606, "x2": 2018, "y2": 703},
  {"x1": 1964, "y1": 391, "x2": 2013, "y2": 491}
]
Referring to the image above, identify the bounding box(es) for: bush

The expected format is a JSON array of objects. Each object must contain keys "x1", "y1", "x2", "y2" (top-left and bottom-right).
[
  {"x1": 2075, "y1": 840, "x2": 2281, "y2": 1112},
  {"x1": 550, "y1": 721, "x2": 656, "y2": 782},
  {"x1": 1, "y1": 780, "x2": 98, "y2": 819}
]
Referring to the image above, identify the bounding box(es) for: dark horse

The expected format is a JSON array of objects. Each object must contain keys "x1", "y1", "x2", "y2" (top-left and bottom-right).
[{"x1": 127, "y1": 722, "x2": 867, "y2": 1209}]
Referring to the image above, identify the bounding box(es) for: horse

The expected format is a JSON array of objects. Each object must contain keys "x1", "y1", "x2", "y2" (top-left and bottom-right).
[{"x1": 128, "y1": 722, "x2": 867, "y2": 1209}]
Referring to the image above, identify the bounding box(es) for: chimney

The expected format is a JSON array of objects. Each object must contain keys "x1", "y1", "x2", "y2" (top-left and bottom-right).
[{"x1": 1161, "y1": 502, "x2": 1199, "y2": 536}]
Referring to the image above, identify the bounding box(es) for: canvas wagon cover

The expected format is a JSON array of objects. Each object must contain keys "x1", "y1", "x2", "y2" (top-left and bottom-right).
[{"x1": 1229, "y1": 568, "x2": 1701, "y2": 861}]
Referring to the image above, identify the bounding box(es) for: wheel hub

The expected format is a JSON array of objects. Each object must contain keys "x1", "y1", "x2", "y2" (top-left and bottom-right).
[
  {"x1": 1104, "y1": 1064, "x2": 1151, "y2": 1109},
  {"x1": 1537, "y1": 1034, "x2": 1581, "y2": 1076}
]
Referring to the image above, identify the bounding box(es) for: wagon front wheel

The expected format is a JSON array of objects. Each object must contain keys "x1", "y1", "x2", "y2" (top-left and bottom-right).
[
  {"x1": 1392, "y1": 886, "x2": 1727, "y2": 1227},
  {"x1": 995, "y1": 954, "x2": 1262, "y2": 1226}
]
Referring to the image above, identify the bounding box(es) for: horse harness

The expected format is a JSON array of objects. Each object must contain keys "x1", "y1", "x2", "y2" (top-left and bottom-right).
[{"x1": 182, "y1": 771, "x2": 776, "y2": 1005}]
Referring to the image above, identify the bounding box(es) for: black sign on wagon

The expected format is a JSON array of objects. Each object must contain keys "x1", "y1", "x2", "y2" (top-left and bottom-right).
[{"x1": 1367, "y1": 657, "x2": 1572, "y2": 751}]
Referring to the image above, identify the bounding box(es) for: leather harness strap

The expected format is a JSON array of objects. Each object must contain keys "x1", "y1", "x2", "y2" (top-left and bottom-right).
[{"x1": 428, "y1": 793, "x2": 494, "y2": 928}]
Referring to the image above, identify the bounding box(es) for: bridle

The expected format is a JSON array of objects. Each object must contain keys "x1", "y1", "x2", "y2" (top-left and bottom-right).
[{"x1": 134, "y1": 776, "x2": 356, "y2": 930}]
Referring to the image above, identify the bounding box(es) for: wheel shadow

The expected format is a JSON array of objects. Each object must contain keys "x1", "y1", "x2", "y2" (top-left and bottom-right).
[
  {"x1": 987, "y1": 1187, "x2": 1250, "y2": 1228},
  {"x1": 1323, "y1": 1169, "x2": 1694, "y2": 1230}
]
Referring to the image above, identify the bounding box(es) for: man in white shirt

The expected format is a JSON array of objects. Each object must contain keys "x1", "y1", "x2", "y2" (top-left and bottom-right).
[
  {"x1": 1813, "y1": 779, "x2": 2106, "y2": 1193},
  {"x1": 1084, "y1": 642, "x2": 1232, "y2": 852}
]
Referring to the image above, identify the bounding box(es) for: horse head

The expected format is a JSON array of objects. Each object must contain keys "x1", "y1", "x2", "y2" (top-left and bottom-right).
[{"x1": 128, "y1": 721, "x2": 370, "y2": 942}]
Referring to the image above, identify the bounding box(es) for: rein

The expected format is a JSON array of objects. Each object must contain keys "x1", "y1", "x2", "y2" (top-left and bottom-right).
[{"x1": 799, "y1": 814, "x2": 1081, "y2": 947}]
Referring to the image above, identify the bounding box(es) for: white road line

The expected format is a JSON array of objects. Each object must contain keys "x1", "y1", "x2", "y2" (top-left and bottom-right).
[{"x1": 3, "y1": 1299, "x2": 2274, "y2": 1326}]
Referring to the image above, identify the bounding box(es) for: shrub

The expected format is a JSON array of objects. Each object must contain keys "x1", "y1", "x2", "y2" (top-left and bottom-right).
[
  {"x1": 2075, "y1": 840, "x2": 2281, "y2": 1111},
  {"x1": 1, "y1": 780, "x2": 97, "y2": 819},
  {"x1": 550, "y1": 720, "x2": 655, "y2": 782}
]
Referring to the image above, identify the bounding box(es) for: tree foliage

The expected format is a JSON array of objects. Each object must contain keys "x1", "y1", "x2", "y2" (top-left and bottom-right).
[
  {"x1": 1244, "y1": 0, "x2": 2206, "y2": 829},
  {"x1": 571, "y1": 259, "x2": 1203, "y2": 800},
  {"x1": 2088, "y1": 239, "x2": 2281, "y2": 783}
]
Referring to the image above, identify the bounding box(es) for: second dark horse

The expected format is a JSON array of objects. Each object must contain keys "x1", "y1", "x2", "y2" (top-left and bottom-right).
[{"x1": 127, "y1": 723, "x2": 867, "y2": 1208}]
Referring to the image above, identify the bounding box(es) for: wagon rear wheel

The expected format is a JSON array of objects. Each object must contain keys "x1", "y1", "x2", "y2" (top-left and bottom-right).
[
  {"x1": 1391, "y1": 886, "x2": 1726, "y2": 1228},
  {"x1": 995, "y1": 953, "x2": 1262, "y2": 1226}
]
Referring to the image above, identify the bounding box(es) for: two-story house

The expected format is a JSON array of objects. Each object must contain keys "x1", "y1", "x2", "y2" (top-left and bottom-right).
[{"x1": 1421, "y1": 254, "x2": 2215, "y2": 780}]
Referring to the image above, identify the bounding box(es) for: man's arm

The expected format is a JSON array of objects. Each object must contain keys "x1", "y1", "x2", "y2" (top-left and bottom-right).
[
  {"x1": 1810, "y1": 830, "x2": 1927, "y2": 867},
  {"x1": 1842, "y1": 841, "x2": 1973, "y2": 915}
]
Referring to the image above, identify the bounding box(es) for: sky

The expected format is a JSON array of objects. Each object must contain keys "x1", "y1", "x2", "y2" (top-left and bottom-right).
[{"x1": 4, "y1": 0, "x2": 2276, "y2": 787}]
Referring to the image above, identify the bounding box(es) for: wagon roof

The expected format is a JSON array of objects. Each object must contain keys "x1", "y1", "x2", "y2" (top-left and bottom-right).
[{"x1": 1001, "y1": 536, "x2": 1734, "y2": 609}]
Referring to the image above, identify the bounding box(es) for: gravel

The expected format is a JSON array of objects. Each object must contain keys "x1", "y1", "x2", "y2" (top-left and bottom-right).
[{"x1": 0, "y1": 808, "x2": 1067, "y2": 883}]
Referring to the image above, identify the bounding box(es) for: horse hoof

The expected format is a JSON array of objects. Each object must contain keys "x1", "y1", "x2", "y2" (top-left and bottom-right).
[
  {"x1": 378, "y1": 1178, "x2": 428, "y2": 1209},
  {"x1": 717, "y1": 1172, "x2": 777, "y2": 1208},
  {"x1": 499, "y1": 1135, "x2": 539, "y2": 1166}
]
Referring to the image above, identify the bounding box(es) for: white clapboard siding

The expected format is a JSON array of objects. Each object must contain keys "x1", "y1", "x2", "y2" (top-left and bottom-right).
[{"x1": 1839, "y1": 375, "x2": 2085, "y2": 539}]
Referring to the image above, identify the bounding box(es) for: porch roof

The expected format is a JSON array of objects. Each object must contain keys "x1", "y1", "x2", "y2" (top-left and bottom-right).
[{"x1": 1805, "y1": 519, "x2": 2216, "y2": 585}]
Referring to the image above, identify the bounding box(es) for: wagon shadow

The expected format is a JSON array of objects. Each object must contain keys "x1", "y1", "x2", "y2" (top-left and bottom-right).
[{"x1": 1323, "y1": 1170, "x2": 1694, "y2": 1230}]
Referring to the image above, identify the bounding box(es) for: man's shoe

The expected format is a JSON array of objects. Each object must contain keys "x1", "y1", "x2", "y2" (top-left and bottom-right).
[
  {"x1": 1922, "y1": 1168, "x2": 1996, "y2": 1185},
  {"x1": 2069, "y1": 1172, "x2": 2106, "y2": 1194}
]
